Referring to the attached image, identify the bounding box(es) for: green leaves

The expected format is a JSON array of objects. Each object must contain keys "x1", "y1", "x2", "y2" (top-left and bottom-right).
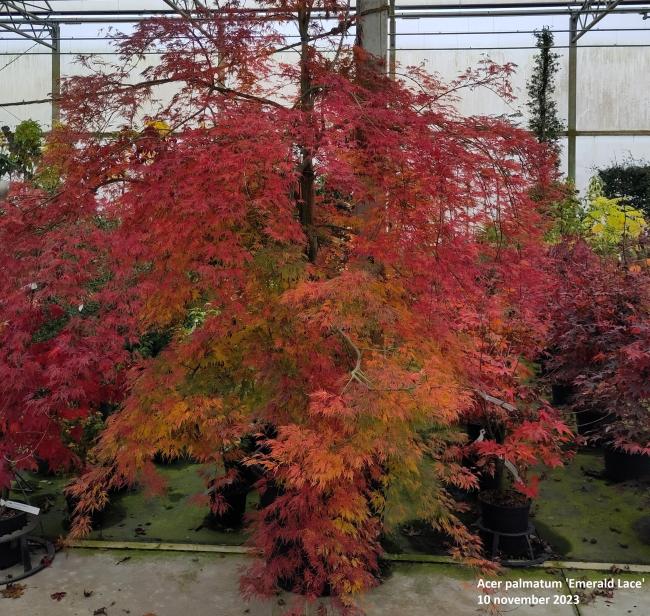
[
  {"x1": 0, "y1": 120, "x2": 43, "y2": 179},
  {"x1": 526, "y1": 27, "x2": 564, "y2": 154}
]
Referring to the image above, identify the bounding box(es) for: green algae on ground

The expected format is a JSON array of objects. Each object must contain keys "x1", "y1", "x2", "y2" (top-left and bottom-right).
[
  {"x1": 17, "y1": 463, "x2": 248, "y2": 546},
  {"x1": 13, "y1": 449, "x2": 650, "y2": 564},
  {"x1": 536, "y1": 449, "x2": 650, "y2": 564}
]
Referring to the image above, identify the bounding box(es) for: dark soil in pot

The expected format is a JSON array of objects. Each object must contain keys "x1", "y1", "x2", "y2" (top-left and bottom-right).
[
  {"x1": 604, "y1": 447, "x2": 650, "y2": 482},
  {"x1": 0, "y1": 508, "x2": 28, "y2": 570},
  {"x1": 479, "y1": 489, "x2": 531, "y2": 534},
  {"x1": 0, "y1": 507, "x2": 27, "y2": 532}
]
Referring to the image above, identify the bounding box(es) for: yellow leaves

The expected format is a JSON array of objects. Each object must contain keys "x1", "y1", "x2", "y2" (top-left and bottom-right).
[
  {"x1": 332, "y1": 517, "x2": 360, "y2": 536},
  {"x1": 585, "y1": 193, "x2": 647, "y2": 254},
  {"x1": 144, "y1": 119, "x2": 171, "y2": 137},
  {"x1": 1, "y1": 584, "x2": 26, "y2": 599}
]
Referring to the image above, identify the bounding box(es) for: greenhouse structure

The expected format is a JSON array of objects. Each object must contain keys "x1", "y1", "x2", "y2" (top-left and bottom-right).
[{"x1": 0, "y1": 1, "x2": 649, "y2": 615}]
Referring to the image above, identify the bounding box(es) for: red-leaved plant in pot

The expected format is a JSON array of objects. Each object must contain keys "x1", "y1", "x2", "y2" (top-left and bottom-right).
[
  {"x1": 456, "y1": 242, "x2": 575, "y2": 552},
  {"x1": 470, "y1": 396, "x2": 574, "y2": 535},
  {"x1": 1, "y1": 0, "x2": 573, "y2": 610},
  {"x1": 547, "y1": 241, "x2": 650, "y2": 481}
]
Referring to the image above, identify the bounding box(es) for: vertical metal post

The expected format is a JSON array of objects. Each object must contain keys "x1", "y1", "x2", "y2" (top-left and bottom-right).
[
  {"x1": 51, "y1": 22, "x2": 60, "y2": 127},
  {"x1": 356, "y1": 0, "x2": 388, "y2": 67},
  {"x1": 389, "y1": 0, "x2": 396, "y2": 79},
  {"x1": 567, "y1": 14, "x2": 577, "y2": 182}
]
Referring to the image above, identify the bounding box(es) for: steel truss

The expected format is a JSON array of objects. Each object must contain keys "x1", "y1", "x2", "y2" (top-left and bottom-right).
[
  {"x1": 0, "y1": 1, "x2": 55, "y2": 48},
  {"x1": 573, "y1": 0, "x2": 625, "y2": 41}
]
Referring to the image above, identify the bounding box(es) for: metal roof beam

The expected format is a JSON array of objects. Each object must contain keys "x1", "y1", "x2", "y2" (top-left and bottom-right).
[
  {"x1": 0, "y1": 1, "x2": 55, "y2": 48},
  {"x1": 160, "y1": 0, "x2": 206, "y2": 13},
  {"x1": 572, "y1": 0, "x2": 625, "y2": 42}
]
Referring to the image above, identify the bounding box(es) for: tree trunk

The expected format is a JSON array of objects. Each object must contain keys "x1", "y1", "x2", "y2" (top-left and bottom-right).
[{"x1": 297, "y1": 4, "x2": 318, "y2": 262}]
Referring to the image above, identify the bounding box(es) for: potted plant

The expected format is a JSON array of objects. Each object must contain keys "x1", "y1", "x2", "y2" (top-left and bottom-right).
[
  {"x1": 596, "y1": 294, "x2": 650, "y2": 481},
  {"x1": 601, "y1": 407, "x2": 650, "y2": 482},
  {"x1": 548, "y1": 241, "x2": 650, "y2": 478},
  {"x1": 0, "y1": 492, "x2": 28, "y2": 569},
  {"x1": 207, "y1": 423, "x2": 277, "y2": 529},
  {"x1": 468, "y1": 391, "x2": 573, "y2": 555}
]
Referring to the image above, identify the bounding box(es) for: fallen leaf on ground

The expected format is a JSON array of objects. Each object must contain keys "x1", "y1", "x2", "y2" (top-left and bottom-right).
[
  {"x1": 1, "y1": 583, "x2": 26, "y2": 599},
  {"x1": 50, "y1": 591, "x2": 67, "y2": 601},
  {"x1": 84, "y1": 589, "x2": 94, "y2": 597},
  {"x1": 94, "y1": 608, "x2": 107, "y2": 615}
]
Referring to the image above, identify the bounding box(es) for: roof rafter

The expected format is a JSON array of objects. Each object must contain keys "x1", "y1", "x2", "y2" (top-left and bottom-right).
[
  {"x1": 0, "y1": 1, "x2": 56, "y2": 48},
  {"x1": 160, "y1": 0, "x2": 207, "y2": 18},
  {"x1": 572, "y1": 0, "x2": 626, "y2": 42}
]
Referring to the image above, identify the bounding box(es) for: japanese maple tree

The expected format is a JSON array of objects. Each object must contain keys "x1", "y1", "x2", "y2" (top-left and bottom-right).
[
  {"x1": 1, "y1": 0, "x2": 568, "y2": 609},
  {"x1": 547, "y1": 240, "x2": 650, "y2": 455}
]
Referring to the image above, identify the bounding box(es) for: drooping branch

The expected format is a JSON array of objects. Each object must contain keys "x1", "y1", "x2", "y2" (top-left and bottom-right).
[{"x1": 474, "y1": 388, "x2": 518, "y2": 413}]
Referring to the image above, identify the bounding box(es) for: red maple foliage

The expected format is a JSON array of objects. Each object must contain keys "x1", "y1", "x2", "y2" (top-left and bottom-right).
[
  {"x1": 547, "y1": 241, "x2": 650, "y2": 455},
  {"x1": 0, "y1": 1, "x2": 570, "y2": 609}
]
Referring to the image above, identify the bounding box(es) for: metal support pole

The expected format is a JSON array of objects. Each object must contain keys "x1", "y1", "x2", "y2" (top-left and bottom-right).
[
  {"x1": 50, "y1": 22, "x2": 60, "y2": 126},
  {"x1": 389, "y1": 0, "x2": 396, "y2": 78},
  {"x1": 567, "y1": 14, "x2": 577, "y2": 182},
  {"x1": 356, "y1": 0, "x2": 389, "y2": 66}
]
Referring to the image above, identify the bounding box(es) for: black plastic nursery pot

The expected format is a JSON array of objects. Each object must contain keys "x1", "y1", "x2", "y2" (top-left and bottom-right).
[
  {"x1": 206, "y1": 479, "x2": 249, "y2": 529},
  {"x1": 604, "y1": 447, "x2": 650, "y2": 482},
  {"x1": 551, "y1": 383, "x2": 574, "y2": 406},
  {"x1": 575, "y1": 409, "x2": 611, "y2": 437},
  {"x1": 479, "y1": 490, "x2": 533, "y2": 558},
  {"x1": 65, "y1": 491, "x2": 112, "y2": 529},
  {"x1": 0, "y1": 509, "x2": 28, "y2": 569},
  {"x1": 479, "y1": 490, "x2": 531, "y2": 534}
]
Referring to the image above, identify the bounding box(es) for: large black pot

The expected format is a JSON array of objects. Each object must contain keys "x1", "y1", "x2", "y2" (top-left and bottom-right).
[
  {"x1": 0, "y1": 509, "x2": 28, "y2": 569},
  {"x1": 575, "y1": 409, "x2": 611, "y2": 437},
  {"x1": 65, "y1": 493, "x2": 109, "y2": 530},
  {"x1": 604, "y1": 447, "x2": 650, "y2": 482},
  {"x1": 206, "y1": 476, "x2": 249, "y2": 530},
  {"x1": 479, "y1": 491, "x2": 533, "y2": 558},
  {"x1": 479, "y1": 491, "x2": 531, "y2": 534},
  {"x1": 551, "y1": 383, "x2": 574, "y2": 406}
]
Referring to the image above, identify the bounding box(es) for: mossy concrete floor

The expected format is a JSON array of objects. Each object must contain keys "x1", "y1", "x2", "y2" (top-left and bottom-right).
[
  {"x1": 25, "y1": 461, "x2": 251, "y2": 546},
  {"x1": 535, "y1": 449, "x2": 650, "y2": 564},
  {"x1": 1, "y1": 550, "x2": 649, "y2": 615},
  {"x1": 16, "y1": 449, "x2": 650, "y2": 563}
]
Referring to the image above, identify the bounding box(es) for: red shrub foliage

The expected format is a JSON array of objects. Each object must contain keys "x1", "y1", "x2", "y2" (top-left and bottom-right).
[
  {"x1": 0, "y1": 1, "x2": 571, "y2": 608},
  {"x1": 547, "y1": 241, "x2": 650, "y2": 454}
]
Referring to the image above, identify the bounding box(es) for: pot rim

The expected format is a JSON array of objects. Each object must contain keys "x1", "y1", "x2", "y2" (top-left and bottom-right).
[{"x1": 478, "y1": 489, "x2": 532, "y2": 509}]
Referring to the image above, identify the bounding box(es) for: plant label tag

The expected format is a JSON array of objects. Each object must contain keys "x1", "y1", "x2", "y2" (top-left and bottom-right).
[{"x1": 0, "y1": 499, "x2": 40, "y2": 516}]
